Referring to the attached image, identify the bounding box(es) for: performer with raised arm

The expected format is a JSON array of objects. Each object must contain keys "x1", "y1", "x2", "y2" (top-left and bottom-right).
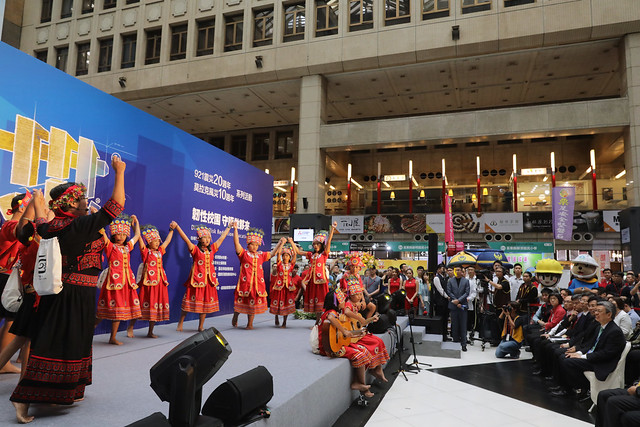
[
  {"x1": 174, "y1": 222, "x2": 232, "y2": 332},
  {"x1": 269, "y1": 242, "x2": 298, "y2": 328},
  {"x1": 96, "y1": 214, "x2": 142, "y2": 345},
  {"x1": 231, "y1": 224, "x2": 285, "y2": 329},
  {"x1": 129, "y1": 221, "x2": 176, "y2": 338},
  {"x1": 11, "y1": 155, "x2": 126, "y2": 423},
  {"x1": 290, "y1": 222, "x2": 337, "y2": 321}
]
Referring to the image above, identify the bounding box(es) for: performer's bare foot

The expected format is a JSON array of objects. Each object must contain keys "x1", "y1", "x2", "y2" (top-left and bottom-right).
[
  {"x1": 0, "y1": 362, "x2": 21, "y2": 374},
  {"x1": 109, "y1": 338, "x2": 123, "y2": 345},
  {"x1": 198, "y1": 327, "x2": 204, "y2": 332},
  {"x1": 280, "y1": 324, "x2": 287, "y2": 329},
  {"x1": 245, "y1": 324, "x2": 254, "y2": 330},
  {"x1": 371, "y1": 366, "x2": 388, "y2": 382},
  {"x1": 231, "y1": 313, "x2": 239, "y2": 328},
  {"x1": 176, "y1": 324, "x2": 183, "y2": 332},
  {"x1": 362, "y1": 390, "x2": 374, "y2": 398},
  {"x1": 275, "y1": 317, "x2": 280, "y2": 326},
  {"x1": 73, "y1": 396, "x2": 85, "y2": 402},
  {"x1": 12, "y1": 402, "x2": 34, "y2": 423},
  {"x1": 350, "y1": 382, "x2": 371, "y2": 393},
  {"x1": 147, "y1": 333, "x2": 158, "y2": 338},
  {"x1": 126, "y1": 331, "x2": 134, "y2": 338}
]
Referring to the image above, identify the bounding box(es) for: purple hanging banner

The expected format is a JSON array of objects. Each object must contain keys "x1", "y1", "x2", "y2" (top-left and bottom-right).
[{"x1": 552, "y1": 187, "x2": 575, "y2": 241}]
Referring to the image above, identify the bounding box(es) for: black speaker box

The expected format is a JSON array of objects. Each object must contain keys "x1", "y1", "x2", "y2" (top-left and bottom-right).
[
  {"x1": 428, "y1": 233, "x2": 438, "y2": 273},
  {"x1": 202, "y1": 366, "x2": 273, "y2": 424}
]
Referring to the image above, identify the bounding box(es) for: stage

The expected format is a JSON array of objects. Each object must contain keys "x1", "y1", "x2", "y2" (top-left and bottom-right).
[{"x1": 0, "y1": 313, "x2": 407, "y2": 426}]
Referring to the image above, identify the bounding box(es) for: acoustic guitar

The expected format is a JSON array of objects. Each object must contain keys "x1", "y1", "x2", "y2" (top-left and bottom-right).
[{"x1": 327, "y1": 314, "x2": 363, "y2": 354}]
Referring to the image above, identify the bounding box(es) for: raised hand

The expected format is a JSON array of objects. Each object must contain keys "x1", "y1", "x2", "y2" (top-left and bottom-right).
[
  {"x1": 169, "y1": 221, "x2": 177, "y2": 230},
  {"x1": 111, "y1": 154, "x2": 126, "y2": 173}
]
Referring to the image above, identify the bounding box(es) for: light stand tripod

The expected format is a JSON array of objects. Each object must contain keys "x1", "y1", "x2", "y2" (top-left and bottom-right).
[
  {"x1": 392, "y1": 323, "x2": 418, "y2": 381},
  {"x1": 405, "y1": 310, "x2": 431, "y2": 371}
]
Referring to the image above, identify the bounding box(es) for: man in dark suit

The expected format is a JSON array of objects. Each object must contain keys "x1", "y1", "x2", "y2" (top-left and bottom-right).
[
  {"x1": 551, "y1": 300, "x2": 626, "y2": 397},
  {"x1": 446, "y1": 266, "x2": 470, "y2": 352}
]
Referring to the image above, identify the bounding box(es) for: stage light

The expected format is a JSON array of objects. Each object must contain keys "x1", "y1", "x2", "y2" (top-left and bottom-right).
[
  {"x1": 255, "y1": 55, "x2": 263, "y2": 68},
  {"x1": 148, "y1": 327, "x2": 232, "y2": 427}
]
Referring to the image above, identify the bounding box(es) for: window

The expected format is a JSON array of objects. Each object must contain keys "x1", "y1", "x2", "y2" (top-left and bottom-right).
[
  {"x1": 284, "y1": 3, "x2": 305, "y2": 42},
  {"x1": 170, "y1": 23, "x2": 188, "y2": 61},
  {"x1": 76, "y1": 42, "x2": 91, "y2": 76},
  {"x1": 98, "y1": 38, "x2": 113, "y2": 72},
  {"x1": 504, "y1": 0, "x2": 534, "y2": 7},
  {"x1": 253, "y1": 9, "x2": 274, "y2": 47},
  {"x1": 196, "y1": 19, "x2": 215, "y2": 56},
  {"x1": 349, "y1": 0, "x2": 373, "y2": 31},
  {"x1": 82, "y1": 0, "x2": 94, "y2": 14},
  {"x1": 56, "y1": 46, "x2": 69, "y2": 72},
  {"x1": 145, "y1": 29, "x2": 162, "y2": 64},
  {"x1": 104, "y1": 0, "x2": 117, "y2": 9},
  {"x1": 252, "y1": 134, "x2": 270, "y2": 161},
  {"x1": 230, "y1": 135, "x2": 247, "y2": 160},
  {"x1": 121, "y1": 33, "x2": 137, "y2": 68},
  {"x1": 41, "y1": 0, "x2": 53, "y2": 23},
  {"x1": 224, "y1": 14, "x2": 243, "y2": 52},
  {"x1": 316, "y1": 0, "x2": 338, "y2": 37},
  {"x1": 126, "y1": 0, "x2": 140, "y2": 3},
  {"x1": 61, "y1": 0, "x2": 73, "y2": 18},
  {"x1": 423, "y1": 0, "x2": 449, "y2": 19},
  {"x1": 276, "y1": 131, "x2": 294, "y2": 159},
  {"x1": 35, "y1": 49, "x2": 48, "y2": 63},
  {"x1": 385, "y1": 0, "x2": 411, "y2": 25},
  {"x1": 209, "y1": 137, "x2": 225, "y2": 150},
  {"x1": 461, "y1": 0, "x2": 491, "y2": 14}
]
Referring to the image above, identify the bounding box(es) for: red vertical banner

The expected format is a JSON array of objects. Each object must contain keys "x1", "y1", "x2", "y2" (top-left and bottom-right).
[{"x1": 444, "y1": 193, "x2": 454, "y2": 243}]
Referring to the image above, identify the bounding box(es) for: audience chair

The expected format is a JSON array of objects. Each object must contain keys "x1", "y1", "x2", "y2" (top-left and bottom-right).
[{"x1": 584, "y1": 341, "x2": 632, "y2": 412}]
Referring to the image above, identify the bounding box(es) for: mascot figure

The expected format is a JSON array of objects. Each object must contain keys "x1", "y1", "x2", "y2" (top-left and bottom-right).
[
  {"x1": 568, "y1": 254, "x2": 600, "y2": 293},
  {"x1": 534, "y1": 258, "x2": 563, "y2": 292}
]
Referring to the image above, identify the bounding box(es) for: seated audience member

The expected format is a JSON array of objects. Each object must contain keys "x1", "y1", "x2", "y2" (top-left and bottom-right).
[
  {"x1": 560, "y1": 288, "x2": 573, "y2": 299},
  {"x1": 624, "y1": 301, "x2": 640, "y2": 329},
  {"x1": 495, "y1": 302, "x2": 524, "y2": 359},
  {"x1": 550, "y1": 301, "x2": 626, "y2": 398},
  {"x1": 610, "y1": 296, "x2": 633, "y2": 339},
  {"x1": 530, "y1": 295, "x2": 575, "y2": 364},
  {"x1": 606, "y1": 272, "x2": 625, "y2": 297},
  {"x1": 536, "y1": 293, "x2": 566, "y2": 332},
  {"x1": 596, "y1": 382, "x2": 640, "y2": 427}
]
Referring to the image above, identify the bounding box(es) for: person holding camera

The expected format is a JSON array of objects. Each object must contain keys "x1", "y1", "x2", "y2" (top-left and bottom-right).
[{"x1": 495, "y1": 301, "x2": 525, "y2": 359}]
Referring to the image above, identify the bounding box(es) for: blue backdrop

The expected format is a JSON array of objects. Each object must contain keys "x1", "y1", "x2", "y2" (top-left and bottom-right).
[{"x1": 0, "y1": 42, "x2": 273, "y2": 333}]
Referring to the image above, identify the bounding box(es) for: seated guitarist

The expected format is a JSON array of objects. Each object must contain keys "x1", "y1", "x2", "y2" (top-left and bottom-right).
[{"x1": 318, "y1": 289, "x2": 389, "y2": 398}]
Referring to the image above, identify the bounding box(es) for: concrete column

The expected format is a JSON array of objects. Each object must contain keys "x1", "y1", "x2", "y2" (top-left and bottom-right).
[
  {"x1": 623, "y1": 33, "x2": 640, "y2": 205},
  {"x1": 297, "y1": 75, "x2": 327, "y2": 213}
]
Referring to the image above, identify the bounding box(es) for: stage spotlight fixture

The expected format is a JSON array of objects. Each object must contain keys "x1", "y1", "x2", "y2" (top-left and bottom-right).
[
  {"x1": 255, "y1": 55, "x2": 263, "y2": 68},
  {"x1": 118, "y1": 76, "x2": 127, "y2": 88},
  {"x1": 148, "y1": 327, "x2": 232, "y2": 427},
  {"x1": 452, "y1": 25, "x2": 460, "y2": 41}
]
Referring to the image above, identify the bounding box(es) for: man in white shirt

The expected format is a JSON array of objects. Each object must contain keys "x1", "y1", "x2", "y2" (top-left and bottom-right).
[
  {"x1": 466, "y1": 266, "x2": 479, "y2": 341},
  {"x1": 624, "y1": 301, "x2": 640, "y2": 329},
  {"x1": 611, "y1": 296, "x2": 633, "y2": 339},
  {"x1": 509, "y1": 263, "x2": 524, "y2": 301}
]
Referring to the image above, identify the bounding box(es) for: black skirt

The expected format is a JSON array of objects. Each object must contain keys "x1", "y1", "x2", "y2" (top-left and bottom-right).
[
  {"x1": 10, "y1": 283, "x2": 97, "y2": 405},
  {"x1": 8, "y1": 292, "x2": 37, "y2": 338}
]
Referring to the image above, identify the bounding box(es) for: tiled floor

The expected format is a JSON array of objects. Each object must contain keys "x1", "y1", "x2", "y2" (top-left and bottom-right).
[{"x1": 366, "y1": 341, "x2": 593, "y2": 427}]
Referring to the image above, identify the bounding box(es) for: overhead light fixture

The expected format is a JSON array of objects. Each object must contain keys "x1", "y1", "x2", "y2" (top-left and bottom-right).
[
  {"x1": 543, "y1": 176, "x2": 548, "y2": 182},
  {"x1": 419, "y1": 189, "x2": 425, "y2": 198},
  {"x1": 590, "y1": 149, "x2": 596, "y2": 171},
  {"x1": 442, "y1": 158, "x2": 446, "y2": 179},
  {"x1": 476, "y1": 156, "x2": 480, "y2": 177},
  {"x1": 550, "y1": 152, "x2": 555, "y2": 173},
  {"x1": 329, "y1": 185, "x2": 335, "y2": 190},
  {"x1": 482, "y1": 188, "x2": 488, "y2": 196},
  {"x1": 255, "y1": 55, "x2": 263, "y2": 68},
  {"x1": 390, "y1": 191, "x2": 396, "y2": 200},
  {"x1": 579, "y1": 167, "x2": 592, "y2": 180},
  {"x1": 291, "y1": 167, "x2": 296, "y2": 184},
  {"x1": 512, "y1": 154, "x2": 517, "y2": 175},
  {"x1": 411, "y1": 177, "x2": 418, "y2": 186},
  {"x1": 409, "y1": 160, "x2": 413, "y2": 179},
  {"x1": 347, "y1": 163, "x2": 352, "y2": 182},
  {"x1": 275, "y1": 186, "x2": 287, "y2": 192},
  {"x1": 382, "y1": 181, "x2": 391, "y2": 188},
  {"x1": 448, "y1": 189, "x2": 453, "y2": 196},
  {"x1": 471, "y1": 193, "x2": 477, "y2": 200},
  {"x1": 615, "y1": 170, "x2": 626, "y2": 179},
  {"x1": 351, "y1": 178, "x2": 363, "y2": 189}
]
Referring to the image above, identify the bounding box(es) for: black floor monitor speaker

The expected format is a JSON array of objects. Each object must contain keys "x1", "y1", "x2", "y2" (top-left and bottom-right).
[
  {"x1": 202, "y1": 366, "x2": 273, "y2": 424},
  {"x1": 428, "y1": 233, "x2": 438, "y2": 273}
]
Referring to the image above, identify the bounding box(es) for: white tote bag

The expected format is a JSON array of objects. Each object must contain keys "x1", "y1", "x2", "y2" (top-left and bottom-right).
[
  {"x1": 1, "y1": 263, "x2": 23, "y2": 312},
  {"x1": 33, "y1": 237, "x2": 63, "y2": 295}
]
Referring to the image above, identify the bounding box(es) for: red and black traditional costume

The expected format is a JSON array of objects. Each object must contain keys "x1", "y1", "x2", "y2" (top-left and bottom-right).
[{"x1": 11, "y1": 194, "x2": 123, "y2": 405}]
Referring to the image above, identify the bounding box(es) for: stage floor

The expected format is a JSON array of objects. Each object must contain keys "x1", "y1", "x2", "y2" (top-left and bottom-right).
[{"x1": 0, "y1": 312, "x2": 401, "y2": 426}]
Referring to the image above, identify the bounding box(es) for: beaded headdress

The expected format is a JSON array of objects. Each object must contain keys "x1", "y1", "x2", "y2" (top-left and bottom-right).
[
  {"x1": 281, "y1": 243, "x2": 293, "y2": 257},
  {"x1": 247, "y1": 228, "x2": 264, "y2": 246},
  {"x1": 334, "y1": 288, "x2": 346, "y2": 306},
  {"x1": 195, "y1": 225, "x2": 211, "y2": 239},
  {"x1": 49, "y1": 184, "x2": 86, "y2": 211},
  {"x1": 110, "y1": 214, "x2": 131, "y2": 236},
  {"x1": 6, "y1": 190, "x2": 32, "y2": 216},
  {"x1": 141, "y1": 224, "x2": 161, "y2": 245},
  {"x1": 313, "y1": 230, "x2": 329, "y2": 244}
]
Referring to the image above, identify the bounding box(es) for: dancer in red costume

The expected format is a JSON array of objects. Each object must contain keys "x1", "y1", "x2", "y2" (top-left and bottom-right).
[
  {"x1": 129, "y1": 221, "x2": 176, "y2": 338},
  {"x1": 0, "y1": 191, "x2": 31, "y2": 375},
  {"x1": 231, "y1": 223, "x2": 285, "y2": 329},
  {"x1": 174, "y1": 222, "x2": 232, "y2": 332},
  {"x1": 269, "y1": 242, "x2": 298, "y2": 328},
  {"x1": 96, "y1": 214, "x2": 142, "y2": 345},
  {"x1": 317, "y1": 288, "x2": 389, "y2": 398},
  {"x1": 11, "y1": 156, "x2": 126, "y2": 424},
  {"x1": 291, "y1": 222, "x2": 337, "y2": 320}
]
